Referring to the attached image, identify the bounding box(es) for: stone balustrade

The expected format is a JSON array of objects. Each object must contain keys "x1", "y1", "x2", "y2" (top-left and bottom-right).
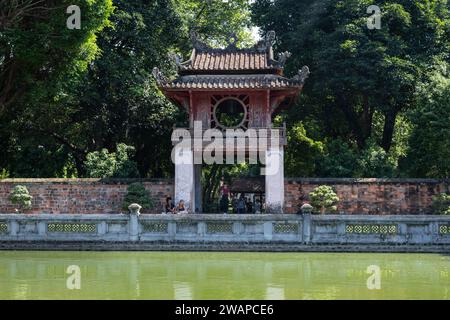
[{"x1": 0, "y1": 213, "x2": 449, "y2": 250}]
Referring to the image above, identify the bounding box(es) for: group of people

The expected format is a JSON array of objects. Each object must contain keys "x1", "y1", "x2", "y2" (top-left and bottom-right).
[
  {"x1": 219, "y1": 183, "x2": 262, "y2": 214},
  {"x1": 231, "y1": 195, "x2": 261, "y2": 214},
  {"x1": 163, "y1": 182, "x2": 263, "y2": 214},
  {"x1": 164, "y1": 197, "x2": 188, "y2": 214}
]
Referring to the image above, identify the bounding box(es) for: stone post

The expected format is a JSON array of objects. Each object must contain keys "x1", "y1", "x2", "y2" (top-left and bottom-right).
[
  {"x1": 174, "y1": 145, "x2": 194, "y2": 212},
  {"x1": 9, "y1": 220, "x2": 19, "y2": 236},
  {"x1": 194, "y1": 164, "x2": 202, "y2": 213},
  {"x1": 301, "y1": 203, "x2": 313, "y2": 244},
  {"x1": 37, "y1": 221, "x2": 46, "y2": 236},
  {"x1": 265, "y1": 146, "x2": 284, "y2": 213},
  {"x1": 263, "y1": 222, "x2": 273, "y2": 241},
  {"x1": 128, "y1": 203, "x2": 141, "y2": 242}
]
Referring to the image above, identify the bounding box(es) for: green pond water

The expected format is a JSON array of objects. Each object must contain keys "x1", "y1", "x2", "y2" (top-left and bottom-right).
[{"x1": 0, "y1": 251, "x2": 449, "y2": 300}]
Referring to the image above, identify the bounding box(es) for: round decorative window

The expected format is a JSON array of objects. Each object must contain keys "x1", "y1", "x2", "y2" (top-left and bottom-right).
[{"x1": 213, "y1": 98, "x2": 247, "y2": 129}]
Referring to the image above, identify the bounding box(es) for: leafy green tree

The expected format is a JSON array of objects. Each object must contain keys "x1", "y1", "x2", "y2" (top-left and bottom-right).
[
  {"x1": 0, "y1": 0, "x2": 113, "y2": 116},
  {"x1": 0, "y1": 0, "x2": 253, "y2": 178},
  {"x1": 0, "y1": 0, "x2": 114, "y2": 176},
  {"x1": 176, "y1": 0, "x2": 253, "y2": 48},
  {"x1": 9, "y1": 185, "x2": 33, "y2": 213},
  {"x1": 402, "y1": 69, "x2": 450, "y2": 178},
  {"x1": 318, "y1": 139, "x2": 360, "y2": 177},
  {"x1": 285, "y1": 123, "x2": 324, "y2": 177},
  {"x1": 122, "y1": 182, "x2": 154, "y2": 211},
  {"x1": 356, "y1": 139, "x2": 397, "y2": 177},
  {"x1": 84, "y1": 143, "x2": 139, "y2": 178},
  {"x1": 252, "y1": 0, "x2": 450, "y2": 154}
]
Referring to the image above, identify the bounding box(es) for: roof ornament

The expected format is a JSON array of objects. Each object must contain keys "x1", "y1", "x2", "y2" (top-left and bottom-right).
[
  {"x1": 152, "y1": 67, "x2": 168, "y2": 84},
  {"x1": 255, "y1": 30, "x2": 276, "y2": 52},
  {"x1": 224, "y1": 33, "x2": 239, "y2": 50},
  {"x1": 190, "y1": 29, "x2": 210, "y2": 51},
  {"x1": 274, "y1": 51, "x2": 292, "y2": 68},
  {"x1": 168, "y1": 52, "x2": 190, "y2": 71},
  {"x1": 265, "y1": 30, "x2": 276, "y2": 47},
  {"x1": 292, "y1": 66, "x2": 310, "y2": 83}
]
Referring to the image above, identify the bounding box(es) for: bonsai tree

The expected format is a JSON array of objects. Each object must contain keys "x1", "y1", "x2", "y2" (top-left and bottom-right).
[
  {"x1": 122, "y1": 182, "x2": 154, "y2": 212},
  {"x1": 309, "y1": 185, "x2": 340, "y2": 214},
  {"x1": 9, "y1": 185, "x2": 33, "y2": 213},
  {"x1": 432, "y1": 193, "x2": 450, "y2": 215}
]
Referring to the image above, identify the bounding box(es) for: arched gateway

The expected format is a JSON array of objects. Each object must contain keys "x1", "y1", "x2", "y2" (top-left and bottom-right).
[{"x1": 153, "y1": 31, "x2": 309, "y2": 213}]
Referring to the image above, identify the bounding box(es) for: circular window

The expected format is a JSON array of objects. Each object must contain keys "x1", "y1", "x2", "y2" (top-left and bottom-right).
[{"x1": 213, "y1": 98, "x2": 247, "y2": 129}]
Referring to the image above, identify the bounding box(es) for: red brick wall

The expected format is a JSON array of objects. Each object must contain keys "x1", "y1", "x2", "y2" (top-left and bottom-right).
[
  {"x1": 284, "y1": 178, "x2": 450, "y2": 214},
  {"x1": 0, "y1": 178, "x2": 448, "y2": 214},
  {"x1": 0, "y1": 179, "x2": 173, "y2": 214}
]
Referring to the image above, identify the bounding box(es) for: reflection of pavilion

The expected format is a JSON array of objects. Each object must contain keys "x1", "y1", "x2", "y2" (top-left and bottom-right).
[{"x1": 153, "y1": 30, "x2": 309, "y2": 213}]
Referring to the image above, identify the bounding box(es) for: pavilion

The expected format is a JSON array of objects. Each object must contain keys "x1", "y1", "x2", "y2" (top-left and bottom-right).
[{"x1": 153, "y1": 30, "x2": 309, "y2": 213}]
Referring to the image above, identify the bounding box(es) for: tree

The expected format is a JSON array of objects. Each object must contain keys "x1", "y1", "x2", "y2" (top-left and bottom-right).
[
  {"x1": 284, "y1": 122, "x2": 324, "y2": 177},
  {"x1": 0, "y1": 0, "x2": 253, "y2": 178},
  {"x1": 84, "y1": 143, "x2": 139, "y2": 178},
  {"x1": 252, "y1": 0, "x2": 450, "y2": 154},
  {"x1": 0, "y1": 0, "x2": 114, "y2": 176},
  {"x1": 402, "y1": 68, "x2": 450, "y2": 178}
]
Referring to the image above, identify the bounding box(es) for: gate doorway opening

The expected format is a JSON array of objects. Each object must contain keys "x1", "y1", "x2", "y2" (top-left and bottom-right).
[{"x1": 200, "y1": 163, "x2": 265, "y2": 214}]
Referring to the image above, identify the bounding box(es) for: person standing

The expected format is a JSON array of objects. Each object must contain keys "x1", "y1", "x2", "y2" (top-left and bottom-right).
[
  {"x1": 237, "y1": 195, "x2": 246, "y2": 214},
  {"x1": 219, "y1": 183, "x2": 230, "y2": 214},
  {"x1": 246, "y1": 197, "x2": 253, "y2": 214}
]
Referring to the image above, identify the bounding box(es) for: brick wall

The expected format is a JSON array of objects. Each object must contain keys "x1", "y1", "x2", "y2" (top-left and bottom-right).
[
  {"x1": 0, "y1": 178, "x2": 174, "y2": 214},
  {"x1": 284, "y1": 178, "x2": 449, "y2": 214},
  {"x1": 0, "y1": 178, "x2": 448, "y2": 214}
]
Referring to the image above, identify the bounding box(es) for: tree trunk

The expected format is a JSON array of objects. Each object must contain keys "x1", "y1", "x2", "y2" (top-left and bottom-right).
[
  {"x1": 337, "y1": 95, "x2": 373, "y2": 149},
  {"x1": 381, "y1": 110, "x2": 398, "y2": 152}
]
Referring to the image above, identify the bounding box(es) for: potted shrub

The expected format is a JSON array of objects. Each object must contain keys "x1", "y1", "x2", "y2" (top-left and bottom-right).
[
  {"x1": 9, "y1": 185, "x2": 33, "y2": 213},
  {"x1": 309, "y1": 185, "x2": 340, "y2": 214}
]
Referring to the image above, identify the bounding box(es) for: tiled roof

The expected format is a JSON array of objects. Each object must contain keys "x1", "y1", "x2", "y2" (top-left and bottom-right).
[
  {"x1": 186, "y1": 51, "x2": 271, "y2": 72},
  {"x1": 172, "y1": 30, "x2": 288, "y2": 73},
  {"x1": 159, "y1": 74, "x2": 304, "y2": 90},
  {"x1": 152, "y1": 30, "x2": 310, "y2": 91}
]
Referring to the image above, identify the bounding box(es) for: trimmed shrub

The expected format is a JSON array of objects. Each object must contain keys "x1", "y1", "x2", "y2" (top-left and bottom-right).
[
  {"x1": 309, "y1": 185, "x2": 340, "y2": 214},
  {"x1": 9, "y1": 185, "x2": 33, "y2": 213},
  {"x1": 122, "y1": 182, "x2": 154, "y2": 211},
  {"x1": 432, "y1": 193, "x2": 450, "y2": 215}
]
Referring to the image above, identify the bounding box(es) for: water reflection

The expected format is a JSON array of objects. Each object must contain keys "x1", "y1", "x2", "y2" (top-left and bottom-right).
[
  {"x1": 266, "y1": 286, "x2": 285, "y2": 300},
  {"x1": 0, "y1": 251, "x2": 448, "y2": 299},
  {"x1": 174, "y1": 282, "x2": 193, "y2": 300}
]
